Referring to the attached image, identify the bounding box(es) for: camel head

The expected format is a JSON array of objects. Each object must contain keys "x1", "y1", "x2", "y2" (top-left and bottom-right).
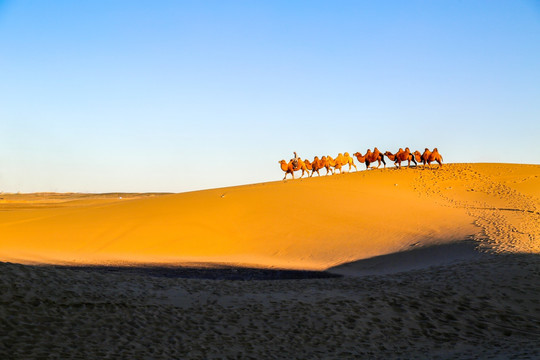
[
  {"x1": 353, "y1": 152, "x2": 365, "y2": 162},
  {"x1": 279, "y1": 160, "x2": 290, "y2": 172}
]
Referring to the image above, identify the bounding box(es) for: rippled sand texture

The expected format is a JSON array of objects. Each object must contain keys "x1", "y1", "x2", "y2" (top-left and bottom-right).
[{"x1": 1, "y1": 255, "x2": 539, "y2": 359}]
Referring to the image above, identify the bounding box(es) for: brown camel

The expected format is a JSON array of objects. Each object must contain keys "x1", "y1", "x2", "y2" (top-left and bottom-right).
[
  {"x1": 278, "y1": 158, "x2": 309, "y2": 180},
  {"x1": 420, "y1": 148, "x2": 432, "y2": 167},
  {"x1": 309, "y1": 156, "x2": 324, "y2": 177},
  {"x1": 422, "y1": 148, "x2": 443, "y2": 168},
  {"x1": 320, "y1": 156, "x2": 335, "y2": 175},
  {"x1": 353, "y1": 147, "x2": 386, "y2": 169},
  {"x1": 393, "y1": 147, "x2": 417, "y2": 168},
  {"x1": 386, "y1": 149, "x2": 417, "y2": 168},
  {"x1": 412, "y1": 150, "x2": 423, "y2": 164},
  {"x1": 384, "y1": 151, "x2": 397, "y2": 162}
]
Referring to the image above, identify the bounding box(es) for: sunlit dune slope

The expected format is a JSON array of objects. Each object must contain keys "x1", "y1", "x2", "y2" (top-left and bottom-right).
[{"x1": 0, "y1": 163, "x2": 538, "y2": 270}]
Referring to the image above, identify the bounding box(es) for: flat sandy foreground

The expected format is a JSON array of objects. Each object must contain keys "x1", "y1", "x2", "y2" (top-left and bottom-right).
[{"x1": 1, "y1": 163, "x2": 539, "y2": 358}]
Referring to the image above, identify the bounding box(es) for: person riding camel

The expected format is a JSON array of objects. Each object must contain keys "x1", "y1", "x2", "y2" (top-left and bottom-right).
[{"x1": 292, "y1": 152, "x2": 300, "y2": 169}]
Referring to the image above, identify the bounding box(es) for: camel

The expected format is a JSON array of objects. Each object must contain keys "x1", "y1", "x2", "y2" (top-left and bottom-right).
[
  {"x1": 384, "y1": 151, "x2": 399, "y2": 167},
  {"x1": 393, "y1": 147, "x2": 417, "y2": 168},
  {"x1": 386, "y1": 149, "x2": 417, "y2": 168},
  {"x1": 335, "y1": 152, "x2": 357, "y2": 172},
  {"x1": 326, "y1": 155, "x2": 343, "y2": 174},
  {"x1": 412, "y1": 150, "x2": 423, "y2": 165},
  {"x1": 422, "y1": 148, "x2": 443, "y2": 168},
  {"x1": 309, "y1": 156, "x2": 324, "y2": 177},
  {"x1": 320, "y1": 156, "x2": 335, "y2": 175},
  {"x1": 278, "y1": 158, "x2": 309, "y2": 180},
  {"x1": 420, "y1": 148, "x2": 431, "y2": 167},
  {"x1": 353, "y1": 147, "x2": 386, "y2": 169}
]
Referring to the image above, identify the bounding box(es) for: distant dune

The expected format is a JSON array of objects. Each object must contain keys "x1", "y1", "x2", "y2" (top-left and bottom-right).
[{"x1": 1, "y1": 163, "x2": 538, "y2": 272}]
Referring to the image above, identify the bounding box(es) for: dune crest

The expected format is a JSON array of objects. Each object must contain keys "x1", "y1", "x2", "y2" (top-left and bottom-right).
[{"x1": 0, "y1": 163, "x2": 538, "y2": 270}]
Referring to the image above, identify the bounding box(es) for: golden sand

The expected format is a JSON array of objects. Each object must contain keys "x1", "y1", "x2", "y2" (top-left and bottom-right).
[
  {"x1": 1, "y1": 163, "x2": 539, "y2": 359},
  {"x1": 1, "y1": 163, "x2": 538, "y2": 269}
]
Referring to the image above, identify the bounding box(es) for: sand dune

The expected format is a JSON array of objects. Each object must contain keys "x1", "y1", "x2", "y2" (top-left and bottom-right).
[
  {"x1": 1, "y1": 163, "x2": 539, "y2": 359},
  {"x1": 1, "y1": 163, "x2": 539, "y2": 271}
]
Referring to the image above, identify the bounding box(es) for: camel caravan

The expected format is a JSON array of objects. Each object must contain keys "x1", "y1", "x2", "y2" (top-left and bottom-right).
[{"x1": 279, "y1": 148, "x2": 443, "y2": 180}]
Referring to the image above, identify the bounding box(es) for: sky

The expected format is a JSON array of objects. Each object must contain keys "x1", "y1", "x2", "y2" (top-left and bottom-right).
[{"x1": 0, "y1": 1, "x2": 539, "y2": 193}]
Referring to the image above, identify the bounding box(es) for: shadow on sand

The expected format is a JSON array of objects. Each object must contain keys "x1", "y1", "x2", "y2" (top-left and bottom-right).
[
  {"x1": 49, "y1": 265, "x2": 342, "y2": 281},
  {"x1": 328, "y1": 240, "x2": 486, "y2": 276},
  {"x1": 40, "y1": 240, "x2": 488, "y2": 280}
]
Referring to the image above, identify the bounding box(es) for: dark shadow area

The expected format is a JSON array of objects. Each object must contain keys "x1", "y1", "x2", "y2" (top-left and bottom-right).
[
  {"x1": 328, "y1": 240, "x2": 486, "y2": 276},
  {"x1": 49, "y1": 265, "x2": 342, "y2": 281}
]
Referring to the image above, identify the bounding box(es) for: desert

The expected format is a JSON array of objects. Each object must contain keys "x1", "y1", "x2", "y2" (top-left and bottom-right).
[{"x1": 1, "y1": 163, "x2": 539, "y2": 358}]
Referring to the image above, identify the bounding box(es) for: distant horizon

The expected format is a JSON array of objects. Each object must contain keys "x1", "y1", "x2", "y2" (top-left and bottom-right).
[
  {"x1": 1, "y1": 1, "x2": 539, "y2": 193},
  {"x1": 1, "y1": 161, "x2": 538, "y2": 194}
]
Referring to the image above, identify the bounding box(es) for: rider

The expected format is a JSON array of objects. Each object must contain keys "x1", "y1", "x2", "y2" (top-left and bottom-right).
[{"x1": 292, "y1": 151, "x2": 300, "y2": 169}]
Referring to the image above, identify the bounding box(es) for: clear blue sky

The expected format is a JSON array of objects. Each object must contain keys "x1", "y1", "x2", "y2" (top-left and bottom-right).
[{"x1": 1, "y1": 1, "x2": 539, "y2": 193}]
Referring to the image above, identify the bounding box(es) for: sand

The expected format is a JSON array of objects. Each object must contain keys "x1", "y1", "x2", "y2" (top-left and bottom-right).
[{"x1": 1, "y1": 163, "x2": 539, "y2": 358}]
